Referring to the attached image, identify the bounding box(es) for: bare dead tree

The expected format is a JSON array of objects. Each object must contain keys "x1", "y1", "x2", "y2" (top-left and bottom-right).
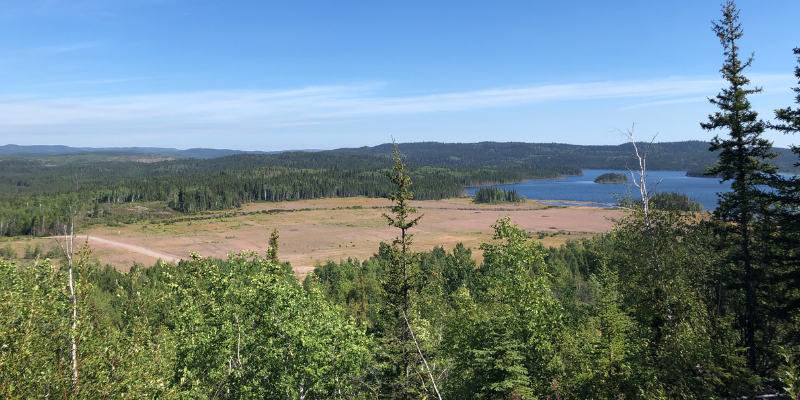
[
  {"x1": 53, "y1": 195, "x2": 82, "y2": 391},
  {"x1": 617, "y1": 124, "x2": 673, "y2": 324}
]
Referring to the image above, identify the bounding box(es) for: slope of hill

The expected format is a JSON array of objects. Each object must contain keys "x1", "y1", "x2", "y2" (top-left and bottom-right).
[{"x1": 329, "y1": 141, "x2": 800, "y2": 172}]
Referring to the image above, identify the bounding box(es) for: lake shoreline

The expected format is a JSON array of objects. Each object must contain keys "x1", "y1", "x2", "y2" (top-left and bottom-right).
[{"x1": 465, "y1": 169, "x2": 731, "y2": 210}]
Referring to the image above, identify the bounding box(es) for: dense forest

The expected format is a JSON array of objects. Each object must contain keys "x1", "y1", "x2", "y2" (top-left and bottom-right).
[
  {"x1": 1, "y1": 2, "x2": 800, "y2": 398},
  {"x1": 333, "y1": 140, "x2": 800, "y2": 172},
  {"x1": 0, "y1": 158, "x2": 578, "y2": 237},
  {"x1": 473, "y1": 187, "x2": 523, "y2": 203}
]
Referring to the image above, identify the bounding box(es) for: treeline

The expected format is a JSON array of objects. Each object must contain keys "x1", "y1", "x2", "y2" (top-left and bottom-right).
[
  {"x1": 0, "y1": 163, "x2": 578, "y2": 236},
  {"x1": 332, "y1": 140, "x2": 800, "y2": 172},
  {"x1": 0, "y1": 150, "x2": 580, "y2": 198},
  {"x1": 473, "y1": 187, "x2": 523, "y2": 203},
  {"x1": 0, "y1": 152, "x2": 392, "y2": 197},
  {"x1": 0, "y1": 194, "x2": 81, "y2": 237},
  {"x1": 685, "y1": 169, "x2": 721, "y2": 178}
]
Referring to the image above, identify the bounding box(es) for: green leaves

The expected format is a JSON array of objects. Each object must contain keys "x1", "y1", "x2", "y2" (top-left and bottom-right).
[
  {"x1": 167, "y1": 252, "x2": 370, "y2": 398},
  {"x1": 444, "y1": 217, "x2": 566, "y2": 399}
]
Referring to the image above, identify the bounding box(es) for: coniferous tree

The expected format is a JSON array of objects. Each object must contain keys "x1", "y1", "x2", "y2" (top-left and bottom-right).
[
  {"x1": 765, "y1": 46, "x2": 800, "y2": 362},
  {"x1": 380, "y1": 142, "x2": 438, "y2": 399},
  {"x1": 267, "y1": 228, "x2": 280, "y2": 264},
  {"x1": 772, "y1": 48, "x2": 800, "y2": 139},
  {"x1": 701, "y1": 0, "x2": 779, "y2": 373}
]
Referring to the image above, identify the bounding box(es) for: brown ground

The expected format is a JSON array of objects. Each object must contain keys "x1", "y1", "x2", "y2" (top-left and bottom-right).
[
  {"x1": 77, "y1": 197, "x2": 621, "y2": 278},
  {"x1": 1, "y1": 198, "x2": 621, "y2": 280}
]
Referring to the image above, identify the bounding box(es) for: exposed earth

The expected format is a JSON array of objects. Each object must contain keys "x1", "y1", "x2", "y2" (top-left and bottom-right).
[{"x1": 5, "y1": 197, "x2": 621, "y2": 279}]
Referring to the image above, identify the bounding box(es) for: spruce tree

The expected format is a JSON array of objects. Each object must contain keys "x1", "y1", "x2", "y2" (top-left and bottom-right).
[
  {"x1": 701, "y1": 0, "x2": 778, "y2": 372},
  {"x1": 381, "y1": 141, "x2": 428, "y2": 398},
  {"x1": 772, "y1": 47, "x2": 800, "y2": 138},
  {"x1": 765, "y1": 47, "x2": 800, "y2": 361}
]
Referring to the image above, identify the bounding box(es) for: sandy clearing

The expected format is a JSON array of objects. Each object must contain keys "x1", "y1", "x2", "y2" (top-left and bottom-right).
[{"x1": 76, "y1": 197, "x2": 621, "y2": 279}]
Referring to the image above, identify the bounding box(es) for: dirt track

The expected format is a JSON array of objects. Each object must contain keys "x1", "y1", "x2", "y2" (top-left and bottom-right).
[{"x1": 75, "y1": 235, "x2": 183, "y2": 264}]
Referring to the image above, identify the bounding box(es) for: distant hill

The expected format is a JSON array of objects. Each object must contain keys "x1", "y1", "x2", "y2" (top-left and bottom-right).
[
  {"x1": 2, "y1": 140, "x2": 797, "y2": 172},
  {"x1": 329, "y1": 141, "x2": 800, "y2": 172},
  {"x1": 0, "y1": 144, "x2": 320, "y2": 159}
]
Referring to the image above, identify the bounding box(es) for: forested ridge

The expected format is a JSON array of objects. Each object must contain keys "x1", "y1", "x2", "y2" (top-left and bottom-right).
[
  {"x1": 0, "y1": 151, "x2": 580, "y2": 197},
  {"x1": 332, "y1": 140, "x2": 800, "y2": 172},
  {"x1": 0, "y1": 152, "x2": 578, "y2": 236},
  {"x1": 1, "y1": 2, "x2": 800, "y2": 398}
]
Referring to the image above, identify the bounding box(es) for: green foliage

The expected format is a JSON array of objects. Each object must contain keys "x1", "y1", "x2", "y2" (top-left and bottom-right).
[
  {"x1": 473, "y1": 187, "x2": 522, "y2": 203},
  {"x1": 267, "y1": 228, "x2": 279, "y2": 264},
  {"x1": 23, "y1": 243, "x2": 44, "y2": 259},
  {"x1": 574, "y1": 264, "x2": 637, "y2": 398},
  {"x1": 649, "y1": 191, "x2": 704, "y2": 212},
  {"x1": 771, "y1": 47, "x2": 800, "y2": 139},
  {"x1": 0, "y1": 244, "x2": 15, "y2": 259},
  {"x1": 594, "y1": 172, "x2": 628, "y2": 184},
  {"x1": 167, "y1": 251, "x2": 370, "y2": 398},
  {"x1": 779, "y1": 348, "x2": 800, "y2": 400},
  {"x1": 445, "y1": 217, "x2": 565, "y2": 399},
  {"x1": 701, "y1": 0, "x2": 784, "y2": 374},
  {"x1": 0, "y1": 256, "x2": 173, "y2": 399}
]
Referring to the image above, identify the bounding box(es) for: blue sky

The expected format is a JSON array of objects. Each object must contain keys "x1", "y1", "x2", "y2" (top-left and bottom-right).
[{"x1": 0, "y1": 0, "x2": 798, "y2": 150}]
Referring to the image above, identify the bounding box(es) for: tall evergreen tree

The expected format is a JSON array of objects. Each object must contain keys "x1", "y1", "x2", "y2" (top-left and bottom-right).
[
  {"x1": 701, "y1": 0, "x2": 779, "y2": 372},
  {"x1": 772, "y1": 47, "x2": 800, "y2": 139},
  {"x1": 765, "y1": 47, "x2": 800, "y2": 360},
  {"x1": 380, "y1": 142, "x2": 438, "y2": 399}
]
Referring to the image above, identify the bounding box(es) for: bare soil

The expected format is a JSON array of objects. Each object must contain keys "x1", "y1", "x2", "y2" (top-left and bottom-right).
[{"x1": 71, "y1": 197, "x2": 620, "y2": 279}]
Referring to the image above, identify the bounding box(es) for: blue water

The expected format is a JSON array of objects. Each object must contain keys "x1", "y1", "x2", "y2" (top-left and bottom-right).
[{"x1": 465, "y1": 170, "x2": 734, "y2": 210}]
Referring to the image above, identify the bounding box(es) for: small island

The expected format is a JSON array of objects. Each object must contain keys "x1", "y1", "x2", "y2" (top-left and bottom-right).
[
  {"x1": 593, "y1": 172, "x2": 628, "y2": 184},
  {"x1": 686, "y1": 169, "x2": 721, "y2": 178}
]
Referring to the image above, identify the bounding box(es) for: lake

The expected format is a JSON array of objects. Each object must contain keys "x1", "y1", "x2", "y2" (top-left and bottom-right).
[{"x1": 465, "y1": 169, "x2": 733, "y2": 210}]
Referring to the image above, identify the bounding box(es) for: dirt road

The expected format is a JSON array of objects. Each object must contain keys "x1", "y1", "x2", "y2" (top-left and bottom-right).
[{"x1": 75, "y1": 235, "x2": 183, "y2": 264}]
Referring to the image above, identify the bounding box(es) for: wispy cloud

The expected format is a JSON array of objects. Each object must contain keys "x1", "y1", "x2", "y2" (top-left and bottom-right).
[
  {"x1": 620, "y1": 73, "x2": 797, "y2": 110},
  {"x1": 621, "y1": 97, "x2": 709, "y2": 110},
  {"x1": 0, "y1": 74, "x2": 794, "y2": 135},
  {"x1": 33, "y1": 77, "x2": 155, "y2": 87},
  {"x1": 34, "y1": 41, "x2": 97, "y2": 54}
]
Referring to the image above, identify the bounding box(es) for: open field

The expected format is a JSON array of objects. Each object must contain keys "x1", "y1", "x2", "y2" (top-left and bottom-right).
[{"x1": 2, "y1": 197, "x2": 621, "y2": 279}]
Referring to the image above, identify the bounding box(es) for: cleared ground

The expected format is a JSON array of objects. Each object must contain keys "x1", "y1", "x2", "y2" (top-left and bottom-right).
[
  {"x1": 1, "y1": 197, "x2": 621, "y2": 279},
  {"x1": 82, "y1": 197, "x2": 619, "y2": 277}
]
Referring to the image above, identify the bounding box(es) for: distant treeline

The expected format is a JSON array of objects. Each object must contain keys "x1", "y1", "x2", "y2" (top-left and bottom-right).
[
  {"x1": 331, "y1": 141, "x2": 800, "y2": 172},
  {"x1": 686, "y1": 169, "x2": 722, "y2": 178},
  {"x1": 0, "y1": 151, "x2": 581, "y2": 198},
  {"x1": 0, "y1": 152, "x2": 392, "y2": 197},
  {"x1": 0, "y1": 159, "x2": 578, "y2": 236},
  {"x1": 473, "y1": 187, "x2": 523, "y2": 203}
]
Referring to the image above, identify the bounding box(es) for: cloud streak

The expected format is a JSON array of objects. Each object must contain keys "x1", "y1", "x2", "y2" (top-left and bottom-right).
[
  {"x1": 0, "y1": 74, "x2": 794, "y2": 135},
  {"x1": 34, "y1": 41, "x2": 97, "y2": 54}
]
